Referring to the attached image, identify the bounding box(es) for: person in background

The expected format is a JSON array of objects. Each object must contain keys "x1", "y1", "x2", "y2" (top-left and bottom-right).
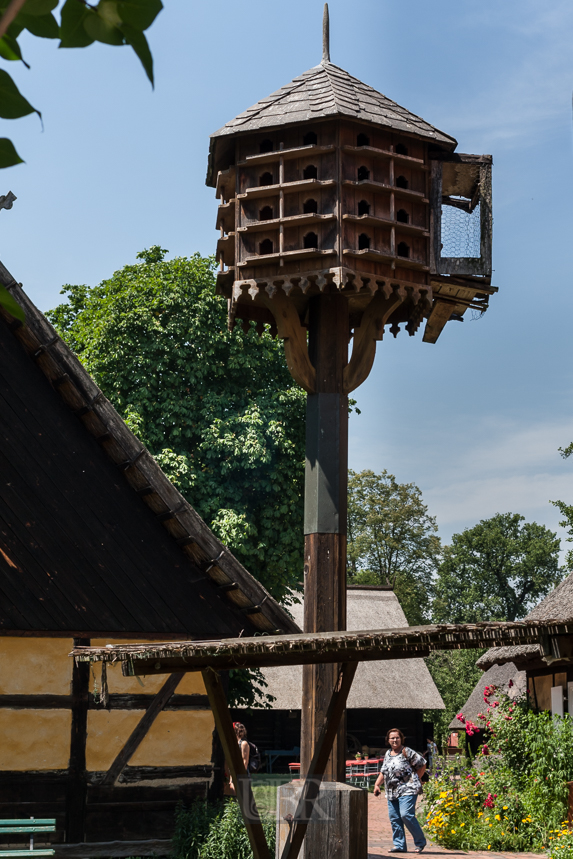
[
  {"x1": 228, "y1": 722, "x2": 250, "y2": 794},
  {"x1": 373, "y1": 728, "x2": 427, "y2": 853},
  {"x1": 426, "y1": 737, "x2": 438, "y2": 771}
]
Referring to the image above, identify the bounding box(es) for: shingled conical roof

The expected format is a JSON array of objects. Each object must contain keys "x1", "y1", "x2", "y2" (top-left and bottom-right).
[{"x1": 207, "y1": 60, "x2": 456, "y2": 185}]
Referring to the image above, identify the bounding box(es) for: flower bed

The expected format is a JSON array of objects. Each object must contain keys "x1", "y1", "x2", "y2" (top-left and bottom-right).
[{"x1": 423, "y1": 685, "x2": 573, "y2": 851}]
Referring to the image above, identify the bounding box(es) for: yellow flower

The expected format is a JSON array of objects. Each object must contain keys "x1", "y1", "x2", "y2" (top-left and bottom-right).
[
  {"x1": 474, "y1": 793, "x2": 479, "y2": 797},
  {"x1": 489, "y1": 824, "x2": 493, "y2": 828},
  {"x1": 440, "y1": 792, "x2": 448, "y2": 798},
  {"x1": 488, "y1": 846, "x2": 491, "y2": 850},
  {"x1": 460, "y1": 823, "x2": 465, "y2": 827},
  {"x1": 503, "y1": 806, "x2": 508, "y2": 810},
  {"x1": 495, "y1": 815, "x2": 501, "y2": 821},
  {"x1": 451, "y1": 830, "x2": 456, "y2": 834}
]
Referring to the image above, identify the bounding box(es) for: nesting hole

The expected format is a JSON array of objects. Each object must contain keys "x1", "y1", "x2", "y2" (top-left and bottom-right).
[
  {"x1": 396, "y1": 209, "x2": 409, "y2": 224},
  {"x1": 397, "y1": 241, "x2": 410, "y2": 257},
  {"x1": 303, "y1": 164, "x2": 318, "y2": 180},
  {"x1": 396, "y1": 175, "x2": 409, "y2": 189},
  {"x1": 259, "y1": 139, "x2": 274, "y2": 153},
  {"x1": 303, "y1": 232, "x2": 318, "y2": 249},
  {"x1": 259, "y1": 172, "x2": 273, "y2": 186},
  {"x1": 395, "y1": 143, "x2": 408, "y2": 155},
  {"x1": 303, "y1": 199, "x2": 318, "y2": 214},
  {"x1": 259, "y1": 238, "x2": 274, "y2": 255},
  {"x1": 357, "y1": 165, "x2": 370, "y2": 181},
  {"x1": 358, "y1": 233, "x2": 370, "y2": 250},
  {"x1": 357, "y1": 133, "x2": 370, "y2": 147},
  {"x1": 358, "y1": 200, "x2": 370, "y2": 216},
  {"x1": 259, "y1": 206, "x2": 273, "y2": 221},
  {"x1": 303, "y1": 131, "x2": 318, "y2": 145}
]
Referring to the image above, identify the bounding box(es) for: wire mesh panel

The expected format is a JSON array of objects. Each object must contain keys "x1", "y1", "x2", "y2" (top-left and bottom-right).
[
  {"x1": 441, "y1": 201, "x2": 481, "y2": 258},
  {"x1": 431, "y1": 156, "x2": 492, "y2": 277}
]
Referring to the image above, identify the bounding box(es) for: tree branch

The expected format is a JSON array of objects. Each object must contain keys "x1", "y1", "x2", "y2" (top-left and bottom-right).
[{"x1": 0, "y1": 0, "x2": 28, "y2": 41}]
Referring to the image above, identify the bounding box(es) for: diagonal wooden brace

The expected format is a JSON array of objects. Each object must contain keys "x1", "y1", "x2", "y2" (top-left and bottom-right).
[
  {"x1": 281, "y1": 661, "x2": 358, "y2": 859},
  {"x1": 201, "y1": 667, "x2": 271, "y2": 859},
  {"x1": 101, "y1": 671, "x2": 183, "y2": 786}
]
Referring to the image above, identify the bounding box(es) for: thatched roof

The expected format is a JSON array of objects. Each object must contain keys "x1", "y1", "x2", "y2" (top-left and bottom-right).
[
  {"x1": 477, "y1": 571, "x2": 573, "y2": 670},
  {"x1": 0, "y1": 260, "x2": 299, "y2": 638},
  {"x1": 259, "y1": 588, "x2": 444, "y2": 710},
  {"x1": 447, "y1": 662, "x2": 526, "y2": 730}
]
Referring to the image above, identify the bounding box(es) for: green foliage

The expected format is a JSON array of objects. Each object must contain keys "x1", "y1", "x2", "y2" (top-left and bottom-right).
[
  {"x1": 346, "y1": 469, "x2": 440, "y2": 624},
  {"x1": 423, "y1": 649, "x2": 486, "y2": 749},
  {"x1": 424, "y1": 692, "x2": 573, "y2": 851},
  {"x1": 0, "y1": 0, "x2": 162, "y2": 168},
  {"x1": 433, "y1": 512, "x2": 561, "y2": 623},
  {"x1": 47, "y1": 250, "x2": 305, "y2": 606},
  {"x1": 551, "y1": 499, "x2": 573, "y2": 571},
  {"x1": 172, "y1": 799, "x2": 275, "y2": 859}
]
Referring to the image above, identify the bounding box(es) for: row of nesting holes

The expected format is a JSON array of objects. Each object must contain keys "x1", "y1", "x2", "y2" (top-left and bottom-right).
[
  {"x1": 257, "y1": 233, "x2": 410, "y2": 257},
  {"x1": 259, "y1": 132, "x2": 409, "y2": 154},
  {"x1": 258, "y1": 165, "x2": 409, "y2": 188},
  {"x1": 258, "y1": 200, "x2": 410, "y2": 223}
]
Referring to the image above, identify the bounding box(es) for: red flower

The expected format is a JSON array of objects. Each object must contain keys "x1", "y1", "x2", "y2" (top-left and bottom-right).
[{"x1": 456, "y1": 712, "x2": 466, "y2": 724}]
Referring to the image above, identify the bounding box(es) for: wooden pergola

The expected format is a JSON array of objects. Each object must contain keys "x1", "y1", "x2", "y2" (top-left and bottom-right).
[{"x1": 72, "y1": 618, "x2": 573, "y2": 859}]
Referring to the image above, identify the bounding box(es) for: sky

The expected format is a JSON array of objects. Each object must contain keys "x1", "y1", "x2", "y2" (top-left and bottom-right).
[{"x1": 2, "y1": 0, "x2": 573, "y2": 551}]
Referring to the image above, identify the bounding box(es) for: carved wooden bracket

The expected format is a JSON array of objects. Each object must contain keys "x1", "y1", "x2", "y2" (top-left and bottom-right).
[
  {"x1": 260, "y1": 289, "x2": 317, "y2": 394},
  {"x1": 343, "y1": 289, "x2": 405, "y2": 394}
]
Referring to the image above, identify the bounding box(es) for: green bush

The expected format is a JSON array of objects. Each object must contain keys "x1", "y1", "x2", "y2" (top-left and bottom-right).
[
  {"x1": 423, "y1": 689, "x2": 573, "y2": 851},
  {"x1": 172, "y1": 799, "x2": 275, "y2": 859}
]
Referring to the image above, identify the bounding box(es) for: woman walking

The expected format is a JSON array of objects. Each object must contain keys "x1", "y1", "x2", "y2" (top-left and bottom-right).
[
  {"x1": 227, "y1": 722, "x2": 250, "y2": 795},
  {"x1": 373, "y1": 728, "x2": 427, "y2": 853}
]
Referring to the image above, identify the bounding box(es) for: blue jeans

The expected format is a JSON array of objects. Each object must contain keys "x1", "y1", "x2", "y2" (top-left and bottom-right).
[{"x1": 387, "y1": 793, "x2": 426, "y2": 851}]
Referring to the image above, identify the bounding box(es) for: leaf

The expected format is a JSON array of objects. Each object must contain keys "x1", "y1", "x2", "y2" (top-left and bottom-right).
[
  {"x1": 83, "y1": 3, "x2": 124, "y2": 46},
  {"x1": 0, "y1": 282, "x2": 25, "y2": 322},
  {"x1": 59, "y1": 0, "x2": 95, "y2": 48},
  {"x1": 0, "y1": 33, "x2": 26, "y2": 63},
  {"x1": 18, "y1": 11, "x2": 59, "y2": 38},
  {"x1": 0, "y1": 70, "x2": 39, "y2": 119},
  {"x1": 117, "y1": 0, "x2": 162, "y2": 30},
  {"x1": 0, "y1": 137, "x2": 23, "y2": 168},
  {"x1": 120, "y1": 21, "x2": 153, "y2": 84},
  {"x1": 20, "y1": 0, "x2": 57, "y2": 14}
]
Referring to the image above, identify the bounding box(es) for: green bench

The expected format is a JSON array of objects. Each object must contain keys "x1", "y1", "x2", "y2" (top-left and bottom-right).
[{"x1": 0, "y1": 819, "x2": 55, "y2": 857}]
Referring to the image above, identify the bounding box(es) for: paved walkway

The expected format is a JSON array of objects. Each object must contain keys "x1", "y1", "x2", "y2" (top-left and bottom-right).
[{"x1": 367, "y1": 794, "x2": 546, "y2": 859}]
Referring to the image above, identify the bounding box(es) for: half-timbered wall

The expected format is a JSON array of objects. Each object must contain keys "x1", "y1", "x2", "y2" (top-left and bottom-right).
[{"x1": 0, "y1": 637, "x2": 216, "y2": 844}]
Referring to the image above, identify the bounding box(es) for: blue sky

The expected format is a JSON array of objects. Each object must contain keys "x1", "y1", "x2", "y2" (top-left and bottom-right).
[{"x1": 2, "y1": 0, "x2": 573, "y2": 550}]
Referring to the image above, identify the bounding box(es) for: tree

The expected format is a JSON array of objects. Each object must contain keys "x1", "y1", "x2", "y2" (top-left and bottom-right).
[
  {"x1": 432, "y1": 512, "x2": 561, "y2": 624},
  {"x1": 47, "y1": 247, "x2": 306, "y2": 603},
  {"x1": 0, "y1": 0, "x2": 162, "y2": 168},
  {"x1": 346, "y1": 469, "x2": 440, "y2": 625},
  {"x1": 423, "y1": 648, "x2": 486, "y2": 750}
]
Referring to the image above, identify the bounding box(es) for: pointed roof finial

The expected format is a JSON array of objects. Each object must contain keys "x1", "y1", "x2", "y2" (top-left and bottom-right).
[{"x1": 322, "y1": 3, "x2": 330, "y2": 64}]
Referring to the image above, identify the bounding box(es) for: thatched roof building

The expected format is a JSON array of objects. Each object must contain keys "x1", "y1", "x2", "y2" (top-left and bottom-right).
[
  {"x1": 477, "y1": 571, "x2": 573, "y2": 671},
  {"x1": 260, "y1": 587, "x2": 444, "y2": 710},
  {"x1": 231, "y1": 586, "x2": 443, "y2": 759}
]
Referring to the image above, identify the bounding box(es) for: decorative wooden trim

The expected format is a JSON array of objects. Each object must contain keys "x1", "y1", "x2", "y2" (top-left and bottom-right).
[
  {"x1": 343, "y1": 289, "x2": 404, "y2": 394},
  {"x1": 100, "y1": 673, "x2": 183, "y2": 787},
  {"x1": 201, "y1": 668, "x2": 271, "y2": 859},
  {"x1": 259, "y1": 289, "x2": 316, "y2": 394},
  {"x1": 281, "y1": 662, "x2": 357, "y2": 859},
  {"x1": 65, "y1": 638, "x2": 89, "y2": 844}
]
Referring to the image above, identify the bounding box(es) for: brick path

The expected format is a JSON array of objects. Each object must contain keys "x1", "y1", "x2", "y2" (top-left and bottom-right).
[{"x1": 367, "y1": 794, "x2": 546, "y2": 859}]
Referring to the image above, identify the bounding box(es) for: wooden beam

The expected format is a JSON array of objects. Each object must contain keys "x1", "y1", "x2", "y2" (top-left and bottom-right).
[
  {"x1": 201, "y1": 668, "x2": 271, "y2": 859},
  {"x1": 343, "y1": 290, "x2": 404, "y2": 394},
  {"x1": 260, "y1": 289, "x2": 316, "y2": 394},
  {"x1": 65, "y1": 638, "x2": 90, "y2": 844},
  {"x1": 100, "y1": 672, "x2": 183, "y2": 786},
  {"x1": 281, "y1": 662, "x2": 358, "y2": 859}
]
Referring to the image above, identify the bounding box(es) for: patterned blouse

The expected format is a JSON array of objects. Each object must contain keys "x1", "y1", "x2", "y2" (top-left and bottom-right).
[{"x1": 380, "y1": 747, "x2": 425, "y2": 799}]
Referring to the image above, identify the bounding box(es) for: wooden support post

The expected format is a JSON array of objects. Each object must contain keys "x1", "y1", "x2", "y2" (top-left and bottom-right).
[
  {"x1": 201, "y1": 668, "x2": 271, "y2": 859},
  {"x1": 281, "y1": 662, "x2": 358, "y2": 859},
  {"x1": 101, "y1": 672, "x2": 183, "y2": 786},
  {"x1": 66, "y1": 638, "x2": 90, "y2": 844},
  {"x1": 302, "y1": 292, "x2": 349, "y2": 782}
]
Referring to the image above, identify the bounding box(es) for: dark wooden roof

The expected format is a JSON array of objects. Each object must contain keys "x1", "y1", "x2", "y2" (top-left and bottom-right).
[
  {"x1": 207, "y1": 60, "x2": 456, "y2": 186},
  {"x1": 0, "y1": 262, "x2": 300, "y2": 639}
]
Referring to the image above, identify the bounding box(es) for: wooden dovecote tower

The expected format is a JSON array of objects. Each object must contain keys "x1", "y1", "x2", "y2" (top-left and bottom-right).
[{"x1": 206, "y1": 4, "x2": 495, "y2": 789}]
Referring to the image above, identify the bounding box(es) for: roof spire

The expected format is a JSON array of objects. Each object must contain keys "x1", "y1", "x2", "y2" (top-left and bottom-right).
[{"x1": 322, "y1": 3, "x2": 330, "y2": 64}]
